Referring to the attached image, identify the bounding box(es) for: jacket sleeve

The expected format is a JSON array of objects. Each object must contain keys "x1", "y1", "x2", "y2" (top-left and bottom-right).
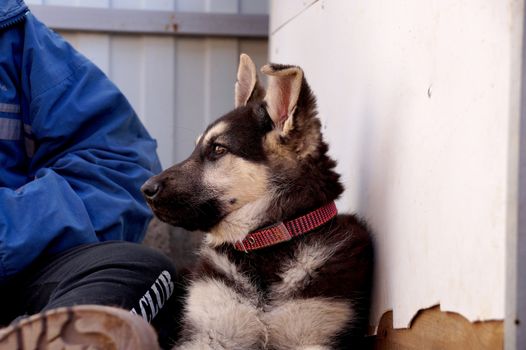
[{"x1": 0, "y1": 13, "x2": 162, "y2": 281}]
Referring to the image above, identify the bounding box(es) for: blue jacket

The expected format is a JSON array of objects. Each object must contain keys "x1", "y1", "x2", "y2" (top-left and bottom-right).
[{"x1": 0, "y1": 0, "x2": 162, "y2": 282}]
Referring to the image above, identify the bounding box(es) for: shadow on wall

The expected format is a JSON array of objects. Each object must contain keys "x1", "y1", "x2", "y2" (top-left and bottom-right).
[
  {"x1": 355, "y1": 95, "x2": 402, "y2": 222},
  {"x1": 352, "y1": 92, "x2": 405, "y2": 330}
]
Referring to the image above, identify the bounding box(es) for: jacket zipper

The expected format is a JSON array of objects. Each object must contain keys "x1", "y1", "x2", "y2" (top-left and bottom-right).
[{"x1": 0, "y1": 10, "x2": 29, "y2": 30}]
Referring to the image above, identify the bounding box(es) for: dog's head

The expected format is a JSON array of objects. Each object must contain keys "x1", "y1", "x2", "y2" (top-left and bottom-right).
[{"x1": 142, "y1": 54, "x2": 343, "y2": 246}]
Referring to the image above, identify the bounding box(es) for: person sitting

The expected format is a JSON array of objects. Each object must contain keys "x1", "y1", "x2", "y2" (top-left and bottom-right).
[{"x1": 0, "y1": 1, "x2": 178, "y2": 348}]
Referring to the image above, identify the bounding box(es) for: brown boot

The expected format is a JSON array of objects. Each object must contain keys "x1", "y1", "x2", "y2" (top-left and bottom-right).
[{"x1": 0, "y1": 305, "x2": 159, "y2": 349}]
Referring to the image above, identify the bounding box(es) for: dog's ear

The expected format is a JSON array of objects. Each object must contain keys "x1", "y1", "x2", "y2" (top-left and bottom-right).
[
  {"x1": 261, "y1": 64, "x2": 305, "y2": 134},
  {"x1": 235, "y1": 54, "x2": 265, "y2": 108}
]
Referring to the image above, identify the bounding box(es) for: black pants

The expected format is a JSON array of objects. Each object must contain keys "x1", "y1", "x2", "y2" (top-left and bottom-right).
[{"x1": 0, "y1": 241, "x2": 180, "y2": 349}]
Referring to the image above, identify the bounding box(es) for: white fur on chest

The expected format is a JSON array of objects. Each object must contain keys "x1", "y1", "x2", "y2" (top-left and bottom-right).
[{"x1": 177, "y1": 243, "x2": 353, "y2": 350}]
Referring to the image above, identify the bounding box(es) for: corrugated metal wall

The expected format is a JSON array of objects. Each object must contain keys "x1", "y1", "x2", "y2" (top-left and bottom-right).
[{"x1": 26, "y1": 0, "x2": 269, "y2": 169}]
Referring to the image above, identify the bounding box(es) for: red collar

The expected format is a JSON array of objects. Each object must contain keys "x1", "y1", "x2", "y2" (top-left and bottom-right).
[{"x1": 234, "y1": 201, "x2": 338, "y2": 252}]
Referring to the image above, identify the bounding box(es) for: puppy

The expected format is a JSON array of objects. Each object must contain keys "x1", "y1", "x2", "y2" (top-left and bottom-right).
[{"x1": 142, "y1": 54, "x2": 373, "y2": 350}]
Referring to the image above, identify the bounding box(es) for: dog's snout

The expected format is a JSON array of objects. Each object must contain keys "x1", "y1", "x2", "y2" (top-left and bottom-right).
[{"x1": 141, "y1": 179, "x2": 162, "y2": 199}]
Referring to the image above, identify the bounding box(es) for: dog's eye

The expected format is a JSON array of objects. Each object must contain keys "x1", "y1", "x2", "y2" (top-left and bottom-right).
[{"x1": 212, "y1": 144, "x2": 228, "y2": 157}]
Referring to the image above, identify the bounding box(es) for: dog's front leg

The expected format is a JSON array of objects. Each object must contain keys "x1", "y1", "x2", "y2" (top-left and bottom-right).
[
  {"x1": 262, "y1": 298, "x2": 352, "y2": 350},
  {"x1": 174, "y1": 278, "x2": 266, "y2": 350}
]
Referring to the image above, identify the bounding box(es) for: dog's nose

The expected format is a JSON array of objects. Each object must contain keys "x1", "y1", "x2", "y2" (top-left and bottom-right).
[{"x1": 141, "y1": 179, "x2": 162, "y2": 199}]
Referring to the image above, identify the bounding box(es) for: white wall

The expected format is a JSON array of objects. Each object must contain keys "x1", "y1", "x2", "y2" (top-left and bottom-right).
[
  {"x1": 25, "y1": 0, "x2": 268, "y2": 169},
  {"x1": 270, "y1": 0, "x2": 523, "y2": 337}
]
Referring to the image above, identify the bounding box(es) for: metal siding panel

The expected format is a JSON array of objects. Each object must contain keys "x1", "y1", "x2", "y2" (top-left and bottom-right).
[
  {"x1": 30, "y1": 6, "x2": 268, "y2": 38},
  {"x1": 59, "y1": 32, "x2": 77, "y2": 46},
  {"x1": 206, "y1": 0, "x2": 238, "y2": 13},
  {"x1": 175, "y1": 0, "x2": 206, "y2": 12},
  {"x1": 173, "y1": 39, "x2": 207, "y2": 163},
  {"x1": 111, "y1": 0, "x2": 141, "y2": 9},
  {"x1": 109, "y1": 36, "x2": 144, "y2": 123},
  {"x1": 73, "y1": 34, "x2": 111, "y2": 75},
  {"x1": 81, "y1": 0, "x2": 109, "y2": 7},
  {"x1": 205, "y1": 39, "x2": 238, "y2": 123},
  {"x1": 240, "y1": 0, "x2": 269, "y2": 14},
  {"x1": 43, "y1": 0, "x2": 77, "y2": 5},
  {"x1": 112, "y1": 0, "x2": 175, "y2": 10},
  {"x1": 44, "y1": 0, "x2": 110, "y2": 6},
  {"x1": 142, "y1": 37, "x2": 176, "y2": 168},
  {"x1": 239, "y1": 39, "x2": 268, "y2": 85},
  {"x1": 141, "y1": 0, "x2": 175, "y2": 10}
]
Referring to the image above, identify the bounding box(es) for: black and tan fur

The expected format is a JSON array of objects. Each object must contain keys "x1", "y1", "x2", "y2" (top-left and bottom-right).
[{"x1": 142, "y1": 54, "x2": 373, "y2": 350}]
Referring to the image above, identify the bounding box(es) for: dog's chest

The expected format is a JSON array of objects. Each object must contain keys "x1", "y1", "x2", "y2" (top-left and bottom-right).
[
  {"x1": 199, "y1": 235, "x2": 339, "y2": 301},
  {"x1": 183, "y1": 237, "x2": 354, "y2": 349}
]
